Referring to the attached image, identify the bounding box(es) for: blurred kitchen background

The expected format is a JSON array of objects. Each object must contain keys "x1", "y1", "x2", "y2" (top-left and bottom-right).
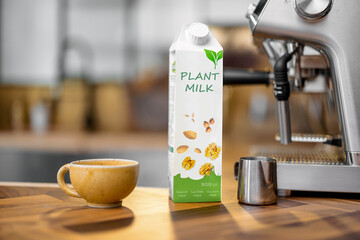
[
  {"x1": 0, "y1": 0, "x2": 277, "y2": 135},
  {"x1": 0, "y1": 0, "x2": 338, "y2": 185}
]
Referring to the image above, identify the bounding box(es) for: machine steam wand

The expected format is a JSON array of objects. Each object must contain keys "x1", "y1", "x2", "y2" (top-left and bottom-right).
[
  {"x1": 273, "y1": 53, "x2": 293, "y2": 145},
  {"x1": 222, "y1": 52, "x2": 294, "y2": 145}
]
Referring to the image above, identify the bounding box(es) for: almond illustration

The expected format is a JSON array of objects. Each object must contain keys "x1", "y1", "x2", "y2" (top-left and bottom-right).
[
  {"x1": 203, "y1": 121, "x2": 209, "y2": 128},
  {"x1": 177, "y1": 145, "x2": 189, "y2": 153},
  {"x1": 194, "y1": 148, "x2": 202, "y2": 154},
  {"x1": 206, "y1": 127, "x2": 212, "y2": 133},
  {"x1": 209, "y1": 118, "x2": 215, "y2": 125},
  {"x1": 183, "y1": 130, "x2": 197, "y2": 140}
]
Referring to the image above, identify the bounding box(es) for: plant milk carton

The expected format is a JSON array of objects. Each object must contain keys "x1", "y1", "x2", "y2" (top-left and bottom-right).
[{"x1": 168, "y1": 23, "x2": 223, "y2": 202}]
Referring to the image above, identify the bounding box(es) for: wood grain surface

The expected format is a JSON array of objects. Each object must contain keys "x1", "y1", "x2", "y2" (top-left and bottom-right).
[
  {"x1": 0, "y1": 135, "x2": 360, "y2": 239},
  {"x1": 1, "y1": 182, "x2": 360, "y2": 239}
]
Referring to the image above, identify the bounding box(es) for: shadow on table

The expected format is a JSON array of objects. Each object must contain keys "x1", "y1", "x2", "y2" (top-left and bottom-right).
[
  {"x1": 169, "y1": 203, "x2": 244, "y2": 239},
  {"x1": 43, "y1": 205, "x2": 134, "y2": 233}
]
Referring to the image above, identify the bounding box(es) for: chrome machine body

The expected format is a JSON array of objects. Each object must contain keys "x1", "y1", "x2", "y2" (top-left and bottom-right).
[{"x1": 247, "y1": 0, "x2": 360, "y2": 193}]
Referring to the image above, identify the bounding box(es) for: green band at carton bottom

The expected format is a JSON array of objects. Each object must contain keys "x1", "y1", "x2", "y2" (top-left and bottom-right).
[{"x1": 173, "y1": 171, "x2": 221, "y2": 202}]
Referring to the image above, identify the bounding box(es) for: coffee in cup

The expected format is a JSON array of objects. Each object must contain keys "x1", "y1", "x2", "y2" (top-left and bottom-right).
[{"x1": 57, "y1": 159, "x2": 139, "y2": 208}]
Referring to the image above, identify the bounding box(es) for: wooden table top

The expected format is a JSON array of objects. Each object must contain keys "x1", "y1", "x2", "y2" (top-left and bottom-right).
[
  {"x1": 1, "y1": 182, "x2": 360, "y2": 240},
  {"x1": 0, "y1": 133, "x2": 360, "y2": 239}
]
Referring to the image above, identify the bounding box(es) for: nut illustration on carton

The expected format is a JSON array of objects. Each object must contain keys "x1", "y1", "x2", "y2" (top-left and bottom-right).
[
  {"x1": 205, "y1": 143, "x2": 221, "y2": 160},
  {"x1": 185, "y1": 113, "x2": 195, "y2": 123},
  {"x1": 176, "y1": 145, "x2": 189, "y2": 153},
  {"x1": 182, "y1": 157, "x2": 195, "y2": 170},
  {"x1": 183, "y1": 131, "x2": 197, "y2": 140},
  {"x1": 199, "y1": 163, "x2": 214, "y2": 176},
  {"x1": 203, "y1": 117, "x2": 215, "y2": 133}
]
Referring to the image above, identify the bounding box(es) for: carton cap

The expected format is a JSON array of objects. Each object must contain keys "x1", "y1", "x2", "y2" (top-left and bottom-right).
[{"x1": 188, "y1": 23, "x2": 209, "y2": 45}]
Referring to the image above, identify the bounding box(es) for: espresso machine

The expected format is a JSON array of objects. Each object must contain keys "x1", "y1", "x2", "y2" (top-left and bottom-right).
[{"x1": 227, "y1": 0, "x2": 360, "y2": 194}]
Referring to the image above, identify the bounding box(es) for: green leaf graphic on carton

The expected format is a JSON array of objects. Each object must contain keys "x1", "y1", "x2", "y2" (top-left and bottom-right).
[
  {"x1": 172, "y1": 61, "x2": 176, "y2": 73},
  {"x1": 204, "y1": 49, "x2": 223, "y2": 69}
]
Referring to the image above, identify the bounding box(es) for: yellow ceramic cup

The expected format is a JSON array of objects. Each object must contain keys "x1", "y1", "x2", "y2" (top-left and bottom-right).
[{"x1": 57, "y1": 159, "x2": 139, "y2": 208}]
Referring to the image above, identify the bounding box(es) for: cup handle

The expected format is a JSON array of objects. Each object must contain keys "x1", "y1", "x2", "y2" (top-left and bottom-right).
[{"x1": 57, "y1": 164, "x2": 81, "y2": 198}]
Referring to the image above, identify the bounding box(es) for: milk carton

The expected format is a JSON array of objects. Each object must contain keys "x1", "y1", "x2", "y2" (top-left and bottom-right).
[{"x1": 168, "y1": 23, "x2": 223, "y2": 202}]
